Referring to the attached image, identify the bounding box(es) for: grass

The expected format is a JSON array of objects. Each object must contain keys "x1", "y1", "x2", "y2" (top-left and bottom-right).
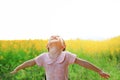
[{"x1": 0, "y1": 36, "x2": 120, "y2": 80}]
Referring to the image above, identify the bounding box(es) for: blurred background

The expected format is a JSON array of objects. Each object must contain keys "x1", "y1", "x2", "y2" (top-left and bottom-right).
[
  {"x1": 0, "y1": 0, "x2": 120, "y2": 40},
  {"x1": 0, "y1": 0, "x2": 120, "y2": 80}
]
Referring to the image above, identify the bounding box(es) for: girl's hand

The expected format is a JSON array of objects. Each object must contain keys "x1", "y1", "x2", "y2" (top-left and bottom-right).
[{"x1": 98, "y1": 71, "x2": 110, "y2": 79}]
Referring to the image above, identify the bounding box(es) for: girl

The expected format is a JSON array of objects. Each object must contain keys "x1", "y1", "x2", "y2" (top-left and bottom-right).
[{"x1": 11, "y1": 35, "x2": 110, "y2": 80}]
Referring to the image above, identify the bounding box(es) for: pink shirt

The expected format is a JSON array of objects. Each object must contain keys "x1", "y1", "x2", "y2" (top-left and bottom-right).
[{"x1": 35, "y1": 51, "x2": 76, "y2": 80}]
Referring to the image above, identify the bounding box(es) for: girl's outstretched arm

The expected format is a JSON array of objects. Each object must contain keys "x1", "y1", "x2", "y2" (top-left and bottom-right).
[
  {"x1": 75, "y1": 58, "x2": 110, "y2": 79},
  {"x1": 10, "y1": 59, "x2": 36, "y2": 74}
]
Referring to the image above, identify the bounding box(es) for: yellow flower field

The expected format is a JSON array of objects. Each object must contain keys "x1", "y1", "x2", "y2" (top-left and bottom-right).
[{"x1": 0, "y1": 36, "x2": 120, "y2": 80}]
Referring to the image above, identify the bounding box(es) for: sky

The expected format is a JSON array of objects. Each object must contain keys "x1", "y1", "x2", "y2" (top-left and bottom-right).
[{"x1": 0, "y1": 0, "x2": 120, "y2": 40}]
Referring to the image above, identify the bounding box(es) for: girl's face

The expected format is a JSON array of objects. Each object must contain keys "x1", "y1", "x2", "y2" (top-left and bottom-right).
[{"x1": 47, "y1": 35, "x2": 65, "y2": 51}]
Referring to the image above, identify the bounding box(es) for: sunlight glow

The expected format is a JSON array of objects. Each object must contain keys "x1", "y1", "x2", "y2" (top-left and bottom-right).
[{"x1": 0, "y1": 0, "x2": 120, "y2": 40}]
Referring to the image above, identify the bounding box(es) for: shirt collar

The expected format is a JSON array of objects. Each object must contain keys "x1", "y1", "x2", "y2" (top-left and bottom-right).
[{"x1": 46, "y1": 52, "x2": 66, "y2": 64}]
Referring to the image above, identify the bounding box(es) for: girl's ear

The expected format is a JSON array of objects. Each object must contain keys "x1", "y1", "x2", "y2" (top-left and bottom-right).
[
  {"x1": 62, "y1": 44, "x2": 66, "y2": 51},
  {"x1": 62, "y1": 39, "x2": 66, "y2": 51},
  {"x1": 46, "y1": 44, "x2": 49, "y2": 51}
]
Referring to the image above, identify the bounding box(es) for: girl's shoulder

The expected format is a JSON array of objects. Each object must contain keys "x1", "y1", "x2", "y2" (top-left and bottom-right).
[
  {"x1": 63, "y1": 51, "x2": 76, "y2": 56},
  {"x1": 36, "y1": 52, "x2": 49, "y2": 58},
  {"x1": 63, "y1": 51, "x2": 77, "y2": 64}
]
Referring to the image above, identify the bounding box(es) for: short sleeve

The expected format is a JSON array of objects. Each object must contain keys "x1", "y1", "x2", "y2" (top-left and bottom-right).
[
  {"x1": 66, "y1": 52, "x2": 76, "y2": 64},
  {"x1": 34, "y1": 53, "x2": 45, "y2": 66}
]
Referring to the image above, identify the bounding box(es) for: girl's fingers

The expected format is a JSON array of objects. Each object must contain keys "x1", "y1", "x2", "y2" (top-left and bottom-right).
[{"x1": 101, "y1": 72, "x2": 110, "y2": 79}]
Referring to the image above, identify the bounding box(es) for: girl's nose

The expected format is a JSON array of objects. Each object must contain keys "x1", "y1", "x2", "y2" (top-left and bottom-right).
[
  {"x1": 50, "y1": 35, "x2": 59, "y2": 39},
  {"x1": 51, "y1": 36, "x2": 55, "y2": 38},
  {"x1": 51, "y1": 36, "x2": 58, "y2": 38}
]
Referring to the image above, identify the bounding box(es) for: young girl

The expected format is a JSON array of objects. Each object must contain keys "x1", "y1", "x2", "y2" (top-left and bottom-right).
[{"x1": 11, "y1": 35, "x2": 110, "y2": 80}]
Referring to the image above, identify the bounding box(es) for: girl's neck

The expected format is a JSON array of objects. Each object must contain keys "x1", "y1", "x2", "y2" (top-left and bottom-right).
[{"x1": 49, "y1": 47, "x2": 62, "y2": 59}]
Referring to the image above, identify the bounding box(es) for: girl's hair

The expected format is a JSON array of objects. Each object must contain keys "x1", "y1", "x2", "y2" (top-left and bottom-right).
[{"x1": 47, "y1": 38, "x2": 66, "y2": 51}]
